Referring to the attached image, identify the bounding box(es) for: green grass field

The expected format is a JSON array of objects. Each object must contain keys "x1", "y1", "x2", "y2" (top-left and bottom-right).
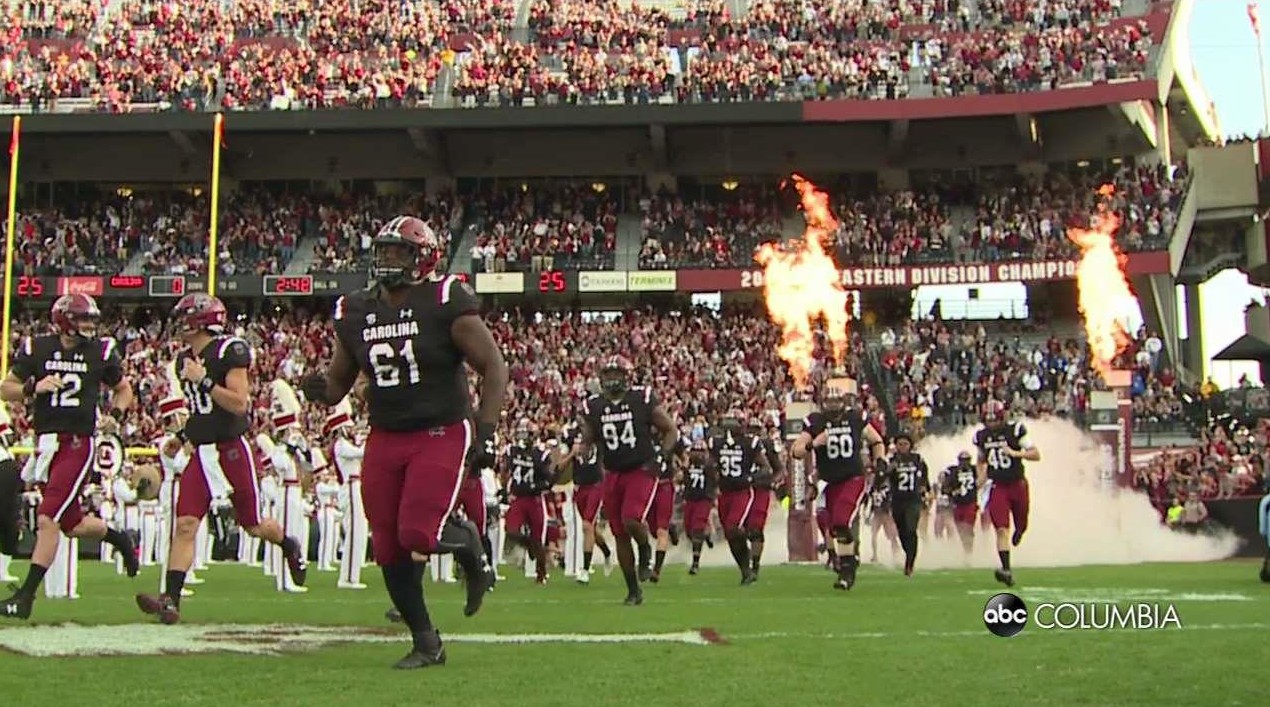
[{"x1": 0, "y1": 558, "x2": 1265, "y2": 706}]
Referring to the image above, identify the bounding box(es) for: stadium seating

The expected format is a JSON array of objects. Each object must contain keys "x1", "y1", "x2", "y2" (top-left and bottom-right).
[{"x1": 0, "y1": 0, "x2": 1166, "y2": 110}]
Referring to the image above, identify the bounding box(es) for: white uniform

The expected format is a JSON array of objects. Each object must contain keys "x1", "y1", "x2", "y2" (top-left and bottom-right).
[
  {"x1": 259, "y1": 472, "x2": 280, "y2": 576},
  {"x1": 138, "y1": 497, "x2": 160, "y2": 566},
  {"x1": 157, "y1": 436, "x2": 198, "y2": 593},
  {"x1": 315, "y1": 480, "x2": 341, "y2": 570},
  {"x1": 482, "y1": 468, "x2": 505, "y2": 578},
  {"x1": 269, "y1": 444, "x2": 306, "y2": 593},
  {"x1": 111, "y1": 477, "x2": 139, "y2": 575},
  {"x1": 44, "y1": 535, "x2": 79, "y2": 599},
  {"x1": 334, "y1": 436, "x2": 368, "y2": 588}
]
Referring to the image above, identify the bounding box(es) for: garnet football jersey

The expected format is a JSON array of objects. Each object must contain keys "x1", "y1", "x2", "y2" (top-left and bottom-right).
[
  {"x1": 333, "y1": 276, "x2": 478, "y2": 431},
  {"x1": 801, "y1": 410, "x2": 867, "y2": 483},
  {"x1": 582, "y1": 386, "x2": 659, "y2": 473},
  {"x1": 11, "y1": 335, "x2": 124, "y2": 436},
  {"x1": 973, "y1": 421, "x2": 1031, "y2": 483}
]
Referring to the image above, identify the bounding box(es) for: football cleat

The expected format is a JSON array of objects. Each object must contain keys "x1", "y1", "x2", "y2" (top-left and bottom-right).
[
  {"x1": 688, "y1": 564, "x2": 699, "y2": 576},
  {"x1": 740, "y1": 572, "x2": 757, "y2": 587},
  {"x1": 283, "y1": 538, "x2": 308, "y2": 587},
  {"x1": 118, "y1": 533, "x2": 140, "y2": 578},
  {"x1": 1259, "y1": 556, "x2": 1269, "y2": 583},
  {"x1": 385, "y1": 607, "x2": 403, "y2": 624},
  {"x1": 337, "y1": 582, "x2": 368, "y2": 590},
  {"x1": 648, "y1": 570, "x2": 660, "y2": 584},
  {"x1": 575, "y1": 569, "x2": 590, "y2": 585},
  {"x1": 1011, "y1": 529, "x2": 1025, "y2": 547},
  {"x1": 994, "y1": 569, "x2": 1015, "y2": 587},
  {"x1": 637, "y1": 565, "x2": 652, "y2": 583},
  {"x1": 439, "y1": 517, "x2": 493, "y2": 617},
  {"x1": 393, "y1": 629, "x2": 446, "y2": 670},
  {"x1": 135, "y1": 593, "x2": 180, "y2": 625},
  {"x1": 0, "y1": 585, "x2": 33, "y2": 620},
  {"x1": 602, "y1": 554, "x2": 614, "y2": 577},
  {"x1": 623, "y1": 590, "x2": 644, "y2": 606}
]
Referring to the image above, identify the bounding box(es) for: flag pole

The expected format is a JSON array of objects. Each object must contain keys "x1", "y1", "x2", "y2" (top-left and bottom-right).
[
  {"x1": 1252, "y1": 2, "x2": 1270, "y2": 135},
  {"x1": 2, "y1": 116, "x2": 21, "y2": 379},
  {"x1": 208, "y1": 113, "x2": 224, "y2": 295}
]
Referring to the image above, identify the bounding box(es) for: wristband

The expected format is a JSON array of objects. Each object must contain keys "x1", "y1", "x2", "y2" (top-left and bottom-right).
[
  {"x1": 198, "y1": 377, "x2": 214, "y2": 393},
  {"x1": 22, "y1": 377, "x2": 35, "y2": 397}
]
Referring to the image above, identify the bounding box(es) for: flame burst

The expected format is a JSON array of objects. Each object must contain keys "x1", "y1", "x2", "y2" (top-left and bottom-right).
[
  {"x1": 1067, "y1": 184, "x2": 1138, "y2": 380},
  {"x1": 756, "y1": 174, "x2": 850, "y2": 388}
]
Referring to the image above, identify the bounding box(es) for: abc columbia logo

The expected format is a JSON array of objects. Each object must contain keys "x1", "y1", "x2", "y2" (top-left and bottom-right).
[{"x1": 982, "y1": 593, "x2": 1182, "y2": 637}]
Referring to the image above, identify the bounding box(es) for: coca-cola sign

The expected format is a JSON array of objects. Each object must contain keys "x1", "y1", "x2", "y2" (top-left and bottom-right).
[{"x1": 57, "y1": 276, "x2": 104, "y2": 297}]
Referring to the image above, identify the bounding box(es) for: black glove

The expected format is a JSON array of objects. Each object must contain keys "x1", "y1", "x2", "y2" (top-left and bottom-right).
[
  {"x1": 467, "y1": 422, "x2": 496, "y2": 474},
  {"x1": 495, "y1": 488, "x2": 510, "y2": 505},
  {"x1": 301, "y1": 373, "x2": 329, "y2": 406},
  {"x1": 873, "y1": 458, "x2": 889, "y2": 476}
]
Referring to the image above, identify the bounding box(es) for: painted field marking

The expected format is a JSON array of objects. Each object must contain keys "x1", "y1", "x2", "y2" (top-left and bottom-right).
[
  {"x1": 727, "y1": 623, "x2": 1270, "y2": 641},
  {"x1": 964, "y1": 587, "x2": 1255, "y2": 602},
  {"x1": 0, "y1": 624, "x2": 717, "y2": 657}
]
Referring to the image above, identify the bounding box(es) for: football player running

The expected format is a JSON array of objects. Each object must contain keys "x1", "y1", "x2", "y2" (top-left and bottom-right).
[
  {"x1": 579, "y1": 356, "x2": 678, "y2": 606},
  {"x1": 974, "y1": 401, "x2": 1040, "y2": 587},
  {"x1": 1, "y1": 294, "x2": 138, "y2": 619},
  {"x1": 136, "y1": 293, "x2": 308, "y2": 624},
  {"x1": 792, "y1": 376, "x2": 886, "y2": 591},
  {"x1": 304, "y1": 216, "x2": 507, "y2": 668},
  {"x1": 886, "y1": 433, "x2": 930, "y2": 576}
]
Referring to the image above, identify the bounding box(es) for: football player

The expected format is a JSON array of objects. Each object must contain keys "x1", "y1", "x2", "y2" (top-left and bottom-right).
[
  {"x1": 137, "y1": 294, "x2": 308, "y2": 624},
  {"x1": 792, "y1": 375, "x2": 886, "y2": 591},
  {"x1": 0, "y1": 294, "x2": 138, "y2": 619},
  {"x1": 681, "y1": 439, "x2": 717, "y2": 575},
  {"x1": 886, "y1": 434, "x2": 930, "y2": 577},
  {"x1": 974, "y1": 401, "x2": 1040, "y2": 587},
  {"x1": 747, "y1": 416, "x2": 785, "y2": 579},
  {"x1": 579, "y1": 356, "x2": 678, "y2": 606},
  {"x1": 646, "y1": 438, "x2": 685, "y2": 583},
  {"x1": 565, "y1": 421, "x2": 611, "y2": 584},
  {"x1": 304, "y1": 215, "x2": 507, "y2": 668},
  {"x1": 708, "y1": 410, "x2": 771, "y2": 585},
  {"x1": 501, "y1": 420, "x2": 554, "y2": 584},
  {"x1": 942, "y1": 451, "x2": 978, "y2": 558}
]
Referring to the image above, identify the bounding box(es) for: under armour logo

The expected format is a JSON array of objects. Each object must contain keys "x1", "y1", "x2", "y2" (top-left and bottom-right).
[
  {"x1": 74, "y1": 353, "x2": 84, "y2": 361},
  {"x1": 53, "y1": 351, "x2": 62, "y2": 360},
  {"x1": 399, "y1": 309, "x2": 413, "y2": 318},
  {"x1": 3, "y1": 604, "x2": 16, "y2": 615},
  {"x1": 365, "y1": 313, "x2": 377, "y2": 325}
]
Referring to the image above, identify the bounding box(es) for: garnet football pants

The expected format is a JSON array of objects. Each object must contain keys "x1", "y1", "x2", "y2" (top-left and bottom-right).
[
  {"x1": 648, "y1": 479, "x2": 675, "y2": 533},
  {"x1": 177, "y1": 437, "x2": 263, "y2": 528},
  {"x1": 456, "y1": 476, "x2": 487, "y2": 535},
  {"x1": 361, "y1": 421, "x2": 472, "y2": 565},
  {"x1": 573, "y1": 483, "x2": 603, "y2": 524},
  {"x1": 600, "y1": 467, "x2": 657, "y2": 539},
  {"x1": 986, "y1": 478, "x2": 1029, "y2": 533},
  {"x1": 745, "y1": 488, "x2": 771, "y2": 532},
  {"x1": 27, "y1": 433, "x2": 96, "y2": 533}
]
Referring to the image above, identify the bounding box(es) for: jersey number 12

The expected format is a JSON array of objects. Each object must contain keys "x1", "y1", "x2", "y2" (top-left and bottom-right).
[
  {"x1": 48, "y1": 372, "x2": 82, "y2": 408},
  {"x1": 370, "y1": 340, "x2": 421, "y2": 388}
]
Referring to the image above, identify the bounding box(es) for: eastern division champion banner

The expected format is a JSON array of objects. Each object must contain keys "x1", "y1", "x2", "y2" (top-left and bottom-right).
[{"x1": 677, "y1": 251, "x2": 1169, "y2": 291}]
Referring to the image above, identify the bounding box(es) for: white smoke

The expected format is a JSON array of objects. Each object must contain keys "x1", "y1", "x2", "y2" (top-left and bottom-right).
[{"x1": 897, "y1": 417, "x2": 1239, "y2": 569}]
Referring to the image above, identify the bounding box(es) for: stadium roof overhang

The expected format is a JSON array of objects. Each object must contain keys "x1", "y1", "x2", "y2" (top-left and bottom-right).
[{"x1": 0, "y1": 83, "x2": 1164, "y2": 182}]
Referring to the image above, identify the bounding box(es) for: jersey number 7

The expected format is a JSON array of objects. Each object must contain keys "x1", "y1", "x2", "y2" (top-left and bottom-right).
[{"x1": 370, "y1": 340, "x2": 421, "y2": 388}]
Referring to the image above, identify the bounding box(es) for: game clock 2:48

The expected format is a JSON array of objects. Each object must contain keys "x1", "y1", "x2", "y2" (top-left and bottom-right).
[{"x1": 263, "y1": 275, "x2": 314, "y2": 296}]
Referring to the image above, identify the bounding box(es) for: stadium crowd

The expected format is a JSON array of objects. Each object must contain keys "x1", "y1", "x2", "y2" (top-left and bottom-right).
[
  {"x1": 2, "y1": 0, "x2": 1163, "y2": 111},
  {"x1": 13, "y1": 160, "x2": 1185, "y2": 278},
  {"x1": 639, "y1": 162, "x2": 1186, "y2": 269}
]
